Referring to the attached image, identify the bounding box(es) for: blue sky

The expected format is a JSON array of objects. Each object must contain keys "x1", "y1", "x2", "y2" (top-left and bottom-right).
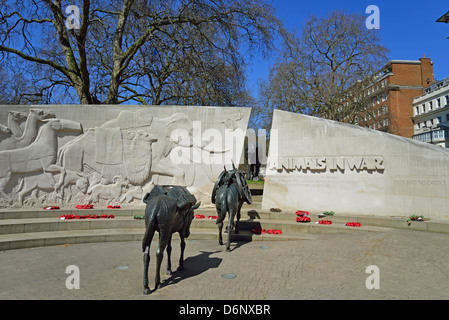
[{"x1": 246, "y1": 0, "x2": 449, "y2": 95}]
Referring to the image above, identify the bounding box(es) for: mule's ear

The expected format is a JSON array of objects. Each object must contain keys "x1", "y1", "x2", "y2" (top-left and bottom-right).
[
  {"x1": 192, "y1": 201, "x2": 201, "y2": 210},
  {"x1": 142, "y1": 193, "x2": 151, "y2": 204}
]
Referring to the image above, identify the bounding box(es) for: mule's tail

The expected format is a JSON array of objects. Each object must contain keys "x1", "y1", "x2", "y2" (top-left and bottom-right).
[
  {"x1": 142, "y1": 214, "x2": 156, "y2": 252},
  {"x1": 216, "y1": 188, "x2": 228, "y2": 225}
]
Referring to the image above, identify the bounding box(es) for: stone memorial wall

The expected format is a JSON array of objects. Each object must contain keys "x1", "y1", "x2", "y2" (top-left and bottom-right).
[
  {"x1": 262, "y1": 110, "x2": 449, "y2": 221},
  {"x1": 0, "y1": 105, "x2": 250, "y2": 208}
]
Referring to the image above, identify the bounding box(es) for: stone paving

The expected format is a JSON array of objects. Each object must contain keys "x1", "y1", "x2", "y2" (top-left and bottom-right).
[{"x1": 1, "y1": 226, "x2": 449, "y2": 301}]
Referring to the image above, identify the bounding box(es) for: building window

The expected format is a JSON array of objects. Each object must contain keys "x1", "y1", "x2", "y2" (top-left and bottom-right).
[
  {"x1": 422, "y1": 104, "x2": 426, "y2": 113},
  {"x1": 429, "y1": 101, "x2": 433, "y2": 111},
  {"x1": 438, "y1": 116, "x2": 442, "y2": 124},
  {"x1": 446, "y1": 95, "x2": 449, "y2": 105},
  {"x1": 437, "y1": 98, "x2": 441, "y2": 108},
  {"x1": 415, "y1": 106, "x2": 419, "y2": 115},
  {"x1": 446, "y1": 114, "x2": 449, "y2": 121}
]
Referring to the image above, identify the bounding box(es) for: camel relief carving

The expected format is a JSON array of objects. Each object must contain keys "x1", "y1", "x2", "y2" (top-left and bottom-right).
[
  {"x1": 54, "y1": 110, "x2": 228, "y2": 204},
  {"x1": 0, "y1": 109, "x2": 56, "y2": 150},
  {"x1": 0, "y1": 118, "x2": 83, "y2": 203},
  {"x1": 57, "y1": 128, "x2": 158, "y2": 188},
  {"x1": 7, "y1": 111, "x2": 27, "y2": 137}
]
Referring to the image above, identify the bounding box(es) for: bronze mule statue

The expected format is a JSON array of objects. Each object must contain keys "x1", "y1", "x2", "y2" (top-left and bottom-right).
[
  {"x1": 211, "y1": 164, "x2": 252, "y2": 251},
  {"x1": 142, "y1": 185, "x2": 200, "y2": 295}
]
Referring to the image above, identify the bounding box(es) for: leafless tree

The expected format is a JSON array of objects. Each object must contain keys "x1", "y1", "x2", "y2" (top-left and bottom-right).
[
  {"x1": 0, "y1": 0, "x2": 280, "y2": 105},
  {"x1": 256, "y1": 10, "x2": 389, "y2": 128}
]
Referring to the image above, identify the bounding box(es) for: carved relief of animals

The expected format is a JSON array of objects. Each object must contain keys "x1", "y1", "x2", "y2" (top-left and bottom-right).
[
  {"x1": 87, "y1": 176, "x2": 129, "y2": 204},
  {"x1": 57, "y1": 128, "x2": 157, "y2": 187},
  {"x1": 0, "y1": 118, "x2": 83, "y2": 203},
  {"x1": 0, "y1": 109, "x2": 56, "y2": 151}
]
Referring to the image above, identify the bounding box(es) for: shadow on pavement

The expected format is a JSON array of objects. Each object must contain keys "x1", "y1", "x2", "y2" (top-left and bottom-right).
[{"x1": 162, "y1": 250, "x2": 222, "y2": 288}]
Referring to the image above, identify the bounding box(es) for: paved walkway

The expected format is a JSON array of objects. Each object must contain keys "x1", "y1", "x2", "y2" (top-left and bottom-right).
[{"x1": 1, "y1": 227, "x2": 449, "y2": 300}]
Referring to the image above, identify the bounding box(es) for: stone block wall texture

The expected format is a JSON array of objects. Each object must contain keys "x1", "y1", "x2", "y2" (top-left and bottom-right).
[
  {"x1": 262, "y1": 110, "x2": 449, "y2": 221},
  {"x1": 0, "y1": 105, "x2": 250, "y2": 208}
]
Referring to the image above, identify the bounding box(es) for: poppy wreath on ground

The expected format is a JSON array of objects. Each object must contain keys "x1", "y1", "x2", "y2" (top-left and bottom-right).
[
  {"x1": 296, "y1": 216, "x2": 311, "y2": 223},
  {"x1": 345, "y1": 222, "x2": 361, "y2": 227},
  {"x1": 251, "y1": 228, "x2": 282, "y2": 235},
  {"x1": 75, "y1": 204, "x2": 94, "y2": 209},
  {"x1": 295, "y1": 210, "x2": 310, "y2": 216},
  {"x1": 107, "y1": 205, "x2": 121, "y2": 209},
  {"x1": 208, "y1": 216, "x2": 218, "y2": 220},
  {"x1": 317, "y1": 220, "x2": 332, "y2": 225},
  {"x1": 43, "y1": 206, "x2": 60, "y2": 210},
  {"x1": 194, "y1": 214, "x2": 205, "y2": 219},
  {"x1": 59, "y1": 214, "x2": 114, "y2": 220}
]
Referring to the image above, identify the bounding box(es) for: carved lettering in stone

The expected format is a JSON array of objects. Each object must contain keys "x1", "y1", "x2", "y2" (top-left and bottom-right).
[{"x1": 269, "y1": 156, "x2": 385, "y2": 173}]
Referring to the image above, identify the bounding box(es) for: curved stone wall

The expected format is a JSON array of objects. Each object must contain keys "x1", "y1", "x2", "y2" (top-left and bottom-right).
[{"x1": 263, "y1": 110, "x2": 449, "y2": 221}]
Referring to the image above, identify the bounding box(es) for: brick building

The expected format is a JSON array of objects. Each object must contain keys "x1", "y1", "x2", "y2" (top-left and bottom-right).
[{"x1": 345, "y1": 57, "x2": 434, "y2": 138}]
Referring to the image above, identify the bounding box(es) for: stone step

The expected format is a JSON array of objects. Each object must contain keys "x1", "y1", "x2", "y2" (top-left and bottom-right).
[
  {"x1": 0, "y1": 215, "x2": 301, "y2": 235},
  {"x1": 0, "y1": 228, "x2": 143, "y2": 251},
  {"x1": 0, "y1": 208, "x2": 144, "y2": 220},
  {"x1": 2, "y1": 207, "x2": 449, "y2": 232},
  {"x1": 1, "y1": 206, "x2": 449, "y2": 251},
  {"x1": 1, "y1": 211, "x2": 394, "y2": 236},
  {"x1": 0, "y1": 225, "x2": 309, "y2": 251},
  {"x1": 0, "y1": 214, "x2": 391, "y2": 251},
  {"x1": 0, "y1": 216, "x2": 143, "y2": 235}
]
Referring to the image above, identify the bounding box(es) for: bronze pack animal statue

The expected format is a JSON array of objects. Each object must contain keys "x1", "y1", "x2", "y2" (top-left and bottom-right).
[
  {"x1": 142, "y1": 185, "x2": 200, "y2": 295},
  {"x1": 211, "y1": 164, "x2": 252, "y2": 251}
]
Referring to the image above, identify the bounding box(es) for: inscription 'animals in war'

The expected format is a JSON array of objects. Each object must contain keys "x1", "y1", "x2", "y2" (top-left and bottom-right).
[{"x1": 269, "y1": 156, "x2": 385, "y2": 173}]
